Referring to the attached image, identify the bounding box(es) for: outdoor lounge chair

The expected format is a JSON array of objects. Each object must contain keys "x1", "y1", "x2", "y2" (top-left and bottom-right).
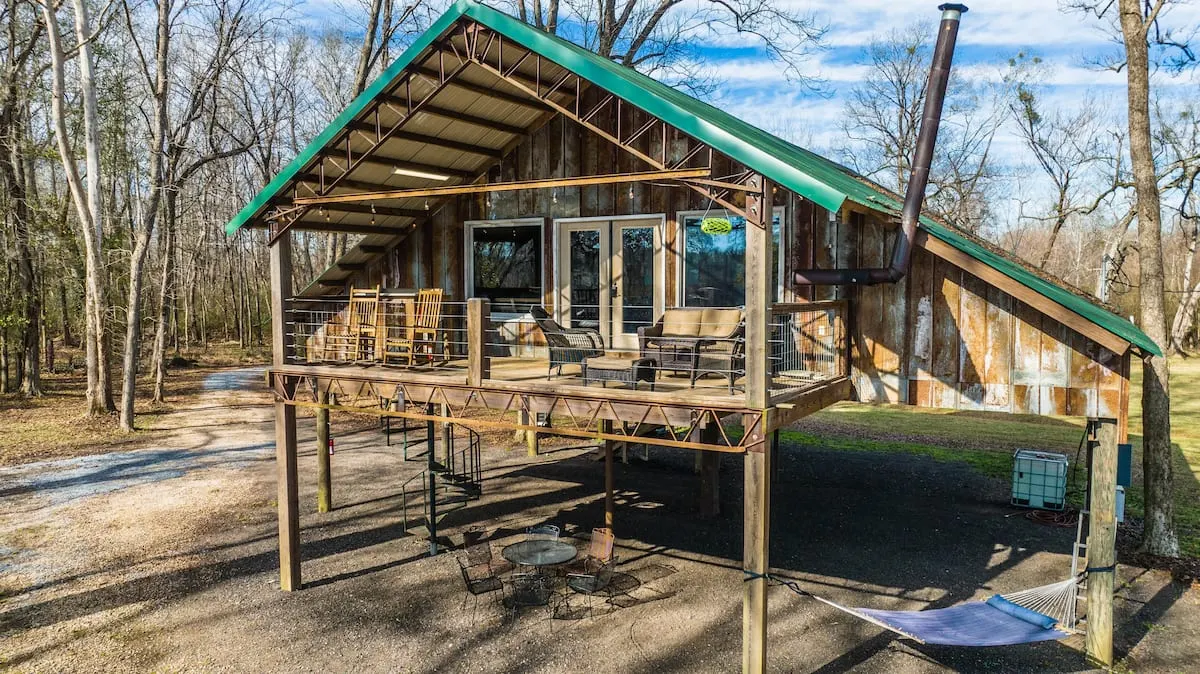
[
  {"x1": 637, "y1": 307, "x2": 745, "y2": 392},
  {"x1": 529, "y1": 306, "x2": 604, "y2": 378}
]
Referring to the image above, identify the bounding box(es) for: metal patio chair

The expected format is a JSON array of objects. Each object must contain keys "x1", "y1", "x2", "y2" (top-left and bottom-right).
[
  {"x1": 526, "y1": 524, "x2": 560, "y2": 541},
  {"x1": 561, "y1": 528, "x2": 616, "y2": 619},
  {"x1": 457, "y1": 541, "x2": 503, "y2": 623}
]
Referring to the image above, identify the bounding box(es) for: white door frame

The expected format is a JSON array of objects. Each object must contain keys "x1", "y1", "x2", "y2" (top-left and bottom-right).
[{"x1": 553, "y1": 213, "x2": 666, "y2": 351}]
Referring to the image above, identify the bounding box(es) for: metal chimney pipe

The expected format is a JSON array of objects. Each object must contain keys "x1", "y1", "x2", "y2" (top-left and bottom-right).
[{"x1": 795, "y1": 3, "x2": 967, "y2": 286}]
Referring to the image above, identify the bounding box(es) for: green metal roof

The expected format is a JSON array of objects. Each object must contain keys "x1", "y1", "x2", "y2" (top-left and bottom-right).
[{"x1": 226, "y1": 0, "x2": 1158, "y2": 355}]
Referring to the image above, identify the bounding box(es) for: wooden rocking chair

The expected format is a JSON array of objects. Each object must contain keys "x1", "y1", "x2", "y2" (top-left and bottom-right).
[
  {"x1": 347, "y1": 286, "x2": 382, "y2": 362},
  {"x1": 382, "y1": 288, "x2": 444, "y2": 366}
]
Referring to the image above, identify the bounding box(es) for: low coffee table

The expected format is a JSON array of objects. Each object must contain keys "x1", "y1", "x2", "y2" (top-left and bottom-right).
[{"x1": 581, "y1": 357, "x2": 657, "y2": 391}]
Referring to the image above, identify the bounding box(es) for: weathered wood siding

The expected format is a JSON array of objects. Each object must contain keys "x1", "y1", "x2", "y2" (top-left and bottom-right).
[
  {"x1": 345, "y1": 93, "x2": 1128, "y2": 421},
  {"x1": 788, "y1": 209, "x2": 1129, "y2": 418}
]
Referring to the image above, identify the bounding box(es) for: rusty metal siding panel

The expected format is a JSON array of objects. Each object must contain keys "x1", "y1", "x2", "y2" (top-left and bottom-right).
[{"x1": 983, "y1": 286, "x2": 1013, "y2": 412}]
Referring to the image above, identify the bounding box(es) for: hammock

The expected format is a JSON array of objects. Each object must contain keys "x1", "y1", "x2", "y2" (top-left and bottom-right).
[
  {"x1": 844, "y1": 578, "x2": 1078, "y2": 646},
  {"x1": 756, "y1": 573, "x2": 1082, "y2": 647}
]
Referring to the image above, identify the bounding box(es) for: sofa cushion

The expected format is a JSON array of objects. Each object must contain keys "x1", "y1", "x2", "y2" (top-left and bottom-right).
[
  {"x1": 699, "y1": 308, "x2": 743, "y2": 338},
  {"x1": 661, "y1": 309, "x2": 701, "y2": 338}
]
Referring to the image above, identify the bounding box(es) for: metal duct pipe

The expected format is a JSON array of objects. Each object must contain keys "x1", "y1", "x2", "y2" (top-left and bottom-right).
[{"x1": 795, "y1": 3, "x2": 967, "y2": 286}]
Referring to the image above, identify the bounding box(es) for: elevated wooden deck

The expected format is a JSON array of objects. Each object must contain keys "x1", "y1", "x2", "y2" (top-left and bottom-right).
[{"x1": 269, "y1": 357, "x2": 852, "y2": 453}]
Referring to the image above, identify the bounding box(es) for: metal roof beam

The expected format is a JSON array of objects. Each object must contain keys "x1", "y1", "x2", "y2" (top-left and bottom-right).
[
  {"x1": 287, "y1": 221, "x2": 415, "y2": 236},
  {"x1": 294, "y1": 168, "x2": 710, "y2": 206},
  {"x1": 294, "y1": 173, "x2": 396, "y2": 194},
  {"x1": 347, "y1": 121, "x2": 504, "y2": 158},
  {"x1": 379, "y1": 97, "x2": 530, "y2": 135},
  {"x1": 316, "y1": 203, "x2": 427, "y2": 219},
  {"x1": 412, "y1": 65, "x2": 549, "y2": 110}
]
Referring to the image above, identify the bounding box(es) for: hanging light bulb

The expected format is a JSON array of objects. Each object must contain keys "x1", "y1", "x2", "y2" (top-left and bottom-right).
[
  {"x1": 424, "y1": 198, "x2": 429, "y2": 210},
  {"x1": 552, "y1": 188, "x2": 558, "y2": 205},
  {"x1": 370, "y1": 203, "x2": 376, "y2": 225}
]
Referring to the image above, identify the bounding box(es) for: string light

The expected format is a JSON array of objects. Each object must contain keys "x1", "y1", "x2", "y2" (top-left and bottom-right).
[{"x1": 370, "y1": 203, "x2": 376, "y2": 225}]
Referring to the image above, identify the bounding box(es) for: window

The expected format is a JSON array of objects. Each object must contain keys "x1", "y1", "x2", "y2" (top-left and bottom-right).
[
  {"x1": 466, "y1": 220, "x2": 544, "y2": 313},
  {"x1": 679, "y1": 209, "x2": 783, "y2": 307}
]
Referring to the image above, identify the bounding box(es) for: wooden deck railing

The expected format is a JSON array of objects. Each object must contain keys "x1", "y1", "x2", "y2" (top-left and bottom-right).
[{"x1": 284, "y1": 295, "x2": 849, "y2": 397}]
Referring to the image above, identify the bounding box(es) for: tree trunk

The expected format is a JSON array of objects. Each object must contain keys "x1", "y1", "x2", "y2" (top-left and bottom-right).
[
  {"x1": 44, "y1": 0, "x2": 114, "y2": 416},
  {"x1": 58, "y1": 280, "x2": 75, "y2": 347},
  {"x1": 152, "y1": 193, "x2": 177, "y2": 403},
  {"x1": 1, "y1": 331, "x2": 9, "y2": 393},
  {"x1": 1, "y1": 120, "x2": 40, "y2": 396},
  {"x1": 1119, "y1": 0, "x2": 1179, "y2": 556}
]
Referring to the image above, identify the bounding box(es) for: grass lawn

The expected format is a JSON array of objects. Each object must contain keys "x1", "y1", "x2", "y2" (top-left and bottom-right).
[{"x1": 786, "y1": 357, "x2": 1200, "y2": 558}]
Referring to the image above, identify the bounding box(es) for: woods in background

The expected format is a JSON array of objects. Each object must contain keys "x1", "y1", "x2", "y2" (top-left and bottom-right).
[{"x1": 0, "y1": 0, "x2": 1195, "y2": 555}]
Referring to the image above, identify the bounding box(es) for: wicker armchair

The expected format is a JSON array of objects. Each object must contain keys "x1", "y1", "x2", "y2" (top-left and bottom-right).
[{"x1": 529, "y1": 306, "x2": 604, "y2": 378}]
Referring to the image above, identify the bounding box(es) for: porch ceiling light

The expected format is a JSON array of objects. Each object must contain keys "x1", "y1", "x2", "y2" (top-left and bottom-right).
[{"x1": 394, "y1": 166, "x2": 451, "y2": 181}]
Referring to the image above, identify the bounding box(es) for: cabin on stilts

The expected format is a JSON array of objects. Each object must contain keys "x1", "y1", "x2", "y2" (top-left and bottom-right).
[{"x1": 227, "y1": 2, "x2": 1158, "y2": 670}]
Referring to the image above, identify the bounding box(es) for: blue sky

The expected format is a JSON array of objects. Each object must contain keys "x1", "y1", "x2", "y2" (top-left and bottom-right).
[{"x1": 301, "y1": 0, "x2": 1200, "y2": 225}]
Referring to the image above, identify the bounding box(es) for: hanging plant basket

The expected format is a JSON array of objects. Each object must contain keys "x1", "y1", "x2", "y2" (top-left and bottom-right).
[{"x1": 700, "y1": 217, "x2": 733, "y2": 235}]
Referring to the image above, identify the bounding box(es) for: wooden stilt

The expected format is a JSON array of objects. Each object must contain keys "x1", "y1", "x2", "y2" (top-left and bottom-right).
[
  {"x1": 316, "y1": 390, "x2": 331, "y2": 513},
  {"x1": 604, "y1": 420, "x2": 615, "y2": 530},
  {"x1": 700, "y1": 424, "x2": 721, "y2": 517},
  {"x1": 742, "y1": 428, "x2": 771, "y2": 674},
  {"x1": 520, "y1": 407, "x2": 538, "y2": 456},
  {"x1": 275, "y1": 399, "x2": 300, "y2": 591},
  {"x1": 1086, "y1": 417, "x2": 1118, "y2": 667},
  {"x1": 700, "y1": 450, "x2": 721, "y2": 517},
  {"x1": 270, "y1": 233, "x2": 300, "y2": 591},
  {"x1": 743, "y1": 174, "x2": 773, "y2": 673}
]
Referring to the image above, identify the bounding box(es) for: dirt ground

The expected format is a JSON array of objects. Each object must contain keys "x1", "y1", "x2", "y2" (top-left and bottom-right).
[{"x1": 1, "y1": 368, "x2": 1197, "y2": 673}]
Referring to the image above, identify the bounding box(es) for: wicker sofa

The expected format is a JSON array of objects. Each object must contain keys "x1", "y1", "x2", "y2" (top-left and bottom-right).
[{"x1": 637, "y1": 307, "x2": 745, "y2": 393}]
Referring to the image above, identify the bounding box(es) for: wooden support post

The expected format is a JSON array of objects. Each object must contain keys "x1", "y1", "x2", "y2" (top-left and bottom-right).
[
  {"x1": 743, "y1": 418, "x2": 771, "y2": 674},
  {"x1": 270, "y1": 233, "x2": 300, "y2": 591},
  {"x1": 1086, "y1": 417, "x2": 1118, "y2": 667},
  {"x1": 316, "y1": 390, "x2": 331, "y2": 513},
  {"x1": 520, "y1": 405, "x2": 538, "y2": 456},
  {"x1": 466, "y1": 298, "x2": 490, "y2": 387},
  {"x1": 744, "y1": 174, "x2": 774, "y2": 410},
  {"x1": 604, "y1": 420, "x2": 615, "y2": 531},
  {"x1": 699, "y1": 425, "x2": 721, "y2": 517},
  {"x1": 743, "y1": 173, "x2": 774, "y2": 672}
]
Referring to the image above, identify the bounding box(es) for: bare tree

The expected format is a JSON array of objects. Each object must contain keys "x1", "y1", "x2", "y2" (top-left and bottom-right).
[
  {"x1": 40, "y1": 0, "x2": 117, "y2": 416},
  {"x1": 840, "y1": 23, "x2": 1002, "y2": 233},
  {"x1": 1069, "y1": 0, "x2": 1187, "y2": 556},
  {"x1": 501, "y1": 0, "x2": 824, "y2": 92},
  {"x1": 1006, "y1": 56, "x2": 1116, "y2": 268},
  {"x1": 0, "y1": 0, "x2": 45, "y2": 396}
]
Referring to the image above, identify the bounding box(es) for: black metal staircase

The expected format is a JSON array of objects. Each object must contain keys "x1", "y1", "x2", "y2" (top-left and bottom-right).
[{"x1": 390, "y1": 406, "x2": 483, "y2": 555}]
